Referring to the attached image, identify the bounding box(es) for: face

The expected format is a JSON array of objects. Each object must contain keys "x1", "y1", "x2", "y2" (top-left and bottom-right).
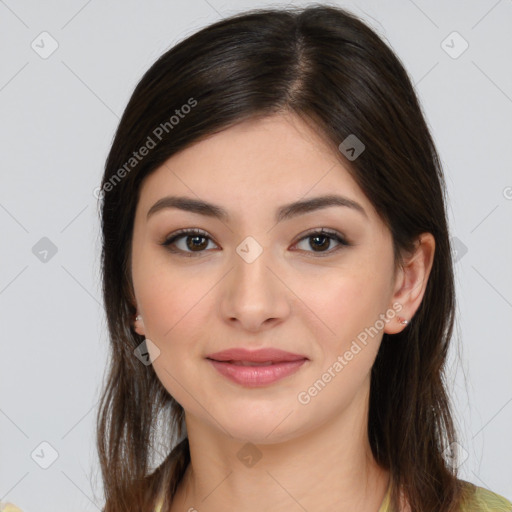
[{"x1": 130, "y1": 113, "x2": 401, "y2": 444}]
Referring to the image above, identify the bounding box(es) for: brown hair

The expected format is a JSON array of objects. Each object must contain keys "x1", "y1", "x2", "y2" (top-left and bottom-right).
[{"x1": 97, "y1": 4, "x2": 468, "y2": 511}]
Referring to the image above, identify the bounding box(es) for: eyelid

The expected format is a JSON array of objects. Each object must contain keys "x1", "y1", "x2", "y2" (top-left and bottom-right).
[
  {"x1": 291, "y1": 228, "x2": 350, "y2": 256},
  {"x1": 160, "y1": 227, "x2": 350, "y2": 256},
  {"x1": 160, "y1": 228, "x2": 218, "y2": 257},
  {"x1": 162, "y1": 227, "x2": 211, "y2": 244}
]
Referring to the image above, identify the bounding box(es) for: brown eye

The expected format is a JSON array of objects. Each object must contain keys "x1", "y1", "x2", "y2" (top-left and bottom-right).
[
  {"x1": 161, "y1": 229, "x2": 218, "y2": 255},
  {"x1": 160, "y1": 227, "x2": 350, "y2": 258},
  {"x1": 293, "y1": 229, "x2": 349, "y2": 255}
]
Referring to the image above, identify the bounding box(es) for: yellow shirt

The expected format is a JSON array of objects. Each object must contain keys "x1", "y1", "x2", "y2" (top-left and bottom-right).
[
  {"x1": 376, "y1": 480, "x2": 512, "y2": 512},
  {"x1": 4, "y1": 480, "x2": 508, "y2": 512},
  {"x1": 0, "y1": 505, "x2": 24, "y2": 512},
  {"x1": 153, "y1": 480, "x2": 512, "y2": 512}
]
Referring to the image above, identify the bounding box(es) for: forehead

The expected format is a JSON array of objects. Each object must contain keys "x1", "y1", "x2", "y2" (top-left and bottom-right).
[{"x1": 136, "y1": 113, "x2": 375, "y2": 221}]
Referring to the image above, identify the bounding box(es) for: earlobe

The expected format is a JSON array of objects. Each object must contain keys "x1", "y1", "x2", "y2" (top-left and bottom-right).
[
  {"x1": 384, "y1": 233, "x2": 435, "y2": 334},
  {"x1": 385, "y1": 313, "x2": 411, "y2": 335},
  {"x1": 134, "y1": 313, "x2": 145, "y2": 336}
]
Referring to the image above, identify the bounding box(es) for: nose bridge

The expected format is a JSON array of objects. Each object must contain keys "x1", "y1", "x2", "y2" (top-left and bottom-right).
[
  {"x1": 220, "y1": 235, "x2": 289, "y2": 329},
  {"x1": 233, "y1": 235, "x2": 275, "y2": 301},
  {"x1": 237, "y1": 241, "x2": 270, "y2": 289}
]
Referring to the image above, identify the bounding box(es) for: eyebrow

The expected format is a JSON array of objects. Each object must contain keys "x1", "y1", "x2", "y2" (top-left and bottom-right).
[{"x1": 146, "y1": 194, "x2": 367, "y2": 223}]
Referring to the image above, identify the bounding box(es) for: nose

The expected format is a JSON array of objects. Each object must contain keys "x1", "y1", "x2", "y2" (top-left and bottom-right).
[{"x1": 219, "y1": 241, "x2": 291, "y2": 333}]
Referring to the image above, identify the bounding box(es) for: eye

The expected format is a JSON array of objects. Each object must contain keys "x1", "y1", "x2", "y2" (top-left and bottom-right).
[
  {"x1": 161, "y1": 228, "x2": 218, "y2": 256},
  {"x1": 292, "y1": 228, "x2": 350, "y2": 256},
  {"x1": 160, "y1": 228, "x2": 350, "y2": 257}
]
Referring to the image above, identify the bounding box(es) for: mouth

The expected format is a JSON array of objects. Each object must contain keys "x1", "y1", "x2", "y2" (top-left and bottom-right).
[
  {"x1": 205, "y1": 348, "x2": 308, "y2": 387},
  {"x1": 213, "y1": 360, "x2": 280, "y2": 366},
  {"x1": 205, "y1": 347, "x2": 308, "y2": 364}
]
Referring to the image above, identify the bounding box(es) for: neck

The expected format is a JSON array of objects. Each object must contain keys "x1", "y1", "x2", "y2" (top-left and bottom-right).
[{"x1": 169, "y1": 381, "x2": 390, "y2": 511}]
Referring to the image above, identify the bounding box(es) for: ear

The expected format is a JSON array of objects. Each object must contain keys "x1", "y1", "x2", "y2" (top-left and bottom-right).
[
  {"x1": 384, "y1": 232, "x2": 435, "y2": 334},
  {"x1": 133, "y1": 312, "x2": 146, "y2": 336},
  {"x1": 127, "y1": 282, "x2": 145, "y2": 336}
]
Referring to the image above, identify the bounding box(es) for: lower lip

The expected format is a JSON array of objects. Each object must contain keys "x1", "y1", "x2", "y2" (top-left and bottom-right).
[{"x1": 207, "y1": 359, "x2": 307, "y2": 387}]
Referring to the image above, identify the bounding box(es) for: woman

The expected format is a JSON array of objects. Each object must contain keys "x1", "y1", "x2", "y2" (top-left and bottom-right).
[{"x1": 96, "y1": 5, "x2": 512, "y2": 511}]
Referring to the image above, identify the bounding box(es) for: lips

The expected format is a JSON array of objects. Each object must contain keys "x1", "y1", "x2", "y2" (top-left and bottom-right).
[
  {"x1": 205, "y1": 347, "x2": 308, "y2": 364},
  {"x1": 229, "y1": 361, "x2": 274, "y2": 366}
]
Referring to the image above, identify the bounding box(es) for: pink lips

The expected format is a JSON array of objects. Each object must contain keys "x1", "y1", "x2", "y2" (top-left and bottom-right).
[{"x1": 206, "y1": 348, "x2": 308, "y2": 387}]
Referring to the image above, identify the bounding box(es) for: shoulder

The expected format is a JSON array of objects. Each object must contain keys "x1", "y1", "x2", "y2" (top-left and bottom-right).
[{"x1": 459, "y1": 480, "x2": 512, "y2": 511}]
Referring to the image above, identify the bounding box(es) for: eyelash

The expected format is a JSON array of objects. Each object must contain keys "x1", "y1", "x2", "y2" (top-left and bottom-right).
[{"x1": 160, "y1": 228, "x2": 350, "y2": 257}]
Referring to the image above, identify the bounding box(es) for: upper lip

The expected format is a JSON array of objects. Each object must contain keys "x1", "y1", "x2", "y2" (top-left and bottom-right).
[{"x1": 206, "y1": 348, "x2": 308, "y2": 363}]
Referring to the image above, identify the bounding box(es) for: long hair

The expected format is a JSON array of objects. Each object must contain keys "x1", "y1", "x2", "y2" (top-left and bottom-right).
[{"x1": 97, "y1": 5, "x2": 468, "y2": 511}]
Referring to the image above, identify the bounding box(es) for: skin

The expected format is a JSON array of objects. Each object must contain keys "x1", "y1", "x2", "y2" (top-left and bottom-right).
[{"x1": 130, "y1": 112, "x2": 435, "y2": 511}]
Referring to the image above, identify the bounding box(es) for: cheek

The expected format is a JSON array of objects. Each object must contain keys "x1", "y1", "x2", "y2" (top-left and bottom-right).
[
  {"x1": 293, "y1": 269, "x2": 390, "y2": 415},
  {"x1": 293, "y1": 258, "x2": 393, "y2": 345},
  {"x1": 134, "y1": 255, "x2": 226, "y2": 389},
  {"x1": 137, "y1": 265, "x2": 215, "y2": 405},
  {"x1": 133, "y1": 240, "x2": 197, "y2": 314},
  {"x1": 138, "y1": 264, "x2": 210, "y2": 345}
]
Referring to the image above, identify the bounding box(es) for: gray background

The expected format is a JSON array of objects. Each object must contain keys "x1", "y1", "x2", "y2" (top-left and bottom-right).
[{"x1": 1, "y1": 0, "x2": 511, "y2": 510}]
